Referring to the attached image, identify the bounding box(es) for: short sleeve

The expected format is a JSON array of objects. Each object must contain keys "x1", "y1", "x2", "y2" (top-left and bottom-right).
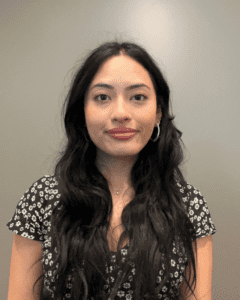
[
  {"x1": 6, "y1": 175, "x2": 57, "y2": 242},
  {"x1": 181, "y1": 183, "x2": 217, "y2": 241}
]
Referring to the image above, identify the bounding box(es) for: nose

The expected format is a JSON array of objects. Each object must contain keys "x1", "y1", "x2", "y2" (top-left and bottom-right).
[{"x1": 111, "y1": 98, "x2": 131, "y2": 123}]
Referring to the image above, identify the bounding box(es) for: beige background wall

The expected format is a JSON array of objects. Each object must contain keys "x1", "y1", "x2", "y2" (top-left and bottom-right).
[{"x1": 1, "y1": 0, "x2": 239, "y2": 299}]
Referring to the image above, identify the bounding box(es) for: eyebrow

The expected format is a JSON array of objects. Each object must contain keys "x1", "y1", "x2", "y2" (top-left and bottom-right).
[{"x1": 89, "y1": 83, "x2": 151, "y2": 92}]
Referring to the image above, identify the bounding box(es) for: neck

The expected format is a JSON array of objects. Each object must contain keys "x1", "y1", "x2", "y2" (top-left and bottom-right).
[{"x1": 95, "y1": 149, "x2": 138, "y2": 194}]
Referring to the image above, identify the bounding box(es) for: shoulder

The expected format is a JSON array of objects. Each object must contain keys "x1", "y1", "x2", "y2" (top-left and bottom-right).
[
  {"x1": 6, "y1": 174, "x2": 61, "y2": 241},
  {"x1": 16, "y1": 174, "x2": 61, "y2": 220},
  {"x1": 175, "y1": 181, "x2": 202, "y2": 196},
  {"x1": 25, "y1": 174, "x2": 59, "y2": 191},
  {"x1": 175, "y1": 181, "x2": 206, "y2": 209},
  {"x1": 21, "y1": 174, "x2": 60, "y2": 200},
  {"x1": 175, "y1": 181, "x2": 217, "y2": 241},
  {"x1": 24, "y1": 174, "x2": 61, "y2": 210}
]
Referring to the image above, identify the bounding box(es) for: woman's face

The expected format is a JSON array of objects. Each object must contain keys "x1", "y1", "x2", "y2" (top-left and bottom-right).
[{"x1": 84, "y1": 54, "x2": 162, "y2": 158}]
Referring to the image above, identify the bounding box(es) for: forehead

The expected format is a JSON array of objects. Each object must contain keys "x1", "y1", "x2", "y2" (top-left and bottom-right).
[{"x1": 90, "y1": 55, "x2": 154, "y2": 88}]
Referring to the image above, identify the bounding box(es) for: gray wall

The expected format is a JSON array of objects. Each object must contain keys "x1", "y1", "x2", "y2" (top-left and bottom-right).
[{"x1": 1, "y1": 0, "x2": 239, "y2": 299}]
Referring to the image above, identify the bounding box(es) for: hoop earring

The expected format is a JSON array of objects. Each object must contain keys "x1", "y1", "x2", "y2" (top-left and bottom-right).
[{"x1": 150, "y1": 122, "x2": 161, "y2": 142}]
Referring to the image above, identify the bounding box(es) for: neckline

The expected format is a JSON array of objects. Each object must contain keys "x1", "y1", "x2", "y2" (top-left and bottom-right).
[{"x1": 110, "y1": 241, "x2": 130, "y2": 254}]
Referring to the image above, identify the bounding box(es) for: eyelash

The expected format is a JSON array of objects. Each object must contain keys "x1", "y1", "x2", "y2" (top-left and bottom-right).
[{"x1": 94, "y1": 94, "x2": 147, "y2": 102}]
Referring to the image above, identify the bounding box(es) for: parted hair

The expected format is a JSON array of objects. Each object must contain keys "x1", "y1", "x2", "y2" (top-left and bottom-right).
[{"x1": 33, "y1": 39, "x2": 197, "y2": 300}]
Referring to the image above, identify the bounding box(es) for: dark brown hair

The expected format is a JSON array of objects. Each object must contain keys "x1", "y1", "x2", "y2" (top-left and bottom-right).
[{"x1": 34, "y1": 39, "x2": 197, "y2": 300}]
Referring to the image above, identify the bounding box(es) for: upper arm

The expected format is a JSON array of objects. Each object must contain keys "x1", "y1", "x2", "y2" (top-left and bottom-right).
[
  {"x1": 179, "y1": 234, "x2": 213, "y2": 300},
  {"x1": 7, "y1": 234, "x2": 44, "y2": 300}
]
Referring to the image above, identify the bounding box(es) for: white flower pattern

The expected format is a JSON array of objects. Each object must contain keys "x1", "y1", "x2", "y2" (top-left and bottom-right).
[{"x1": 6, "y1": 175, "x2": 217, "y2": 299}]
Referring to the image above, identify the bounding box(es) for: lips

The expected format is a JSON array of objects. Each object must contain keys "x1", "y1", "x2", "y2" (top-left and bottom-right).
[
  {"x1": 108, "y1": 128, "x2": 136, "y2": 134},
  {"x1": 111, "y1": 131, "x2": 136, "y2": 134},
  {"x1": 109, "y1": 132, "x2": 136, "y2": 140}
]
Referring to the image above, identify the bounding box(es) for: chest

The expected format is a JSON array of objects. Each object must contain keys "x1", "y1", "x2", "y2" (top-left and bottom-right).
[{"x1": 106, "y1": 196, "x2": 131, "y2": 252}]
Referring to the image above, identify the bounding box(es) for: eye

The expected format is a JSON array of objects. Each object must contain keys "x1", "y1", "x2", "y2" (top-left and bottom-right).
[
  {"x1": 94, "y1": 94, "x2": 147, "y2": 102},
  {"x1": 132, "y1": 94, "x2": 147, "y2": 101},
  {"x1": 94, "y1": 94, "x2": 109, "y2": 101}
]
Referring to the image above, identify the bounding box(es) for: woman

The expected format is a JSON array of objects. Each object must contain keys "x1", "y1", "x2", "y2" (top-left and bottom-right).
[{"x1": 6, "y1": 40, "x2": 217, "y2": 300}]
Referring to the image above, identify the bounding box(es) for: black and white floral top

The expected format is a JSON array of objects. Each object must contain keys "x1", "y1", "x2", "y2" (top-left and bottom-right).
[{"x1": 6, "y1": 175, "x2": 217, "y2": 299}]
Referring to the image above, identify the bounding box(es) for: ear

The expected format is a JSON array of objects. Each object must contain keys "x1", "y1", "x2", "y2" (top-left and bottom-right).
[{"x1": 155, "y1": 106, "x2": 162, "y2": 124}]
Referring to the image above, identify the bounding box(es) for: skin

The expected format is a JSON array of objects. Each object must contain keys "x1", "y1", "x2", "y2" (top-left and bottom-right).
[{"x1": 84, "y1": 54, "x2": 162, "y2": 204}]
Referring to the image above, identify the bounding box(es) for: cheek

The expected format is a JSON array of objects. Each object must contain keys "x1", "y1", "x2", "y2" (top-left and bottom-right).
[
  {"x1": 142, "y1": 114, "x2": 155, "y2": 130},
  {"x1": 141, "y1": 116, "x2": 156, "y2": 139},
  {"x1": 85, "y1": 108, "x2": 104, "y2": 138},
  {"x1": 85, "y1": 106, "x2": 101, "y2": 126},
  {"x1": 85, "y1": 105, "x2": 97, "y2": 120}
]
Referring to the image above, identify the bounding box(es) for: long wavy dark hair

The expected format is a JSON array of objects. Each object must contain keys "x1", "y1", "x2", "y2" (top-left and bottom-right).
[{"x1": 33, "y1": 39, "x2": 198, "y2": 299}]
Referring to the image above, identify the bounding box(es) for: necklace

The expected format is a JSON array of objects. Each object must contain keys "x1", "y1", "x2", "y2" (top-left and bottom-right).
[
  {"x1": 113, "y1": 186, "x2": 133, "y2": 196},
  {"x1": 112, "y1": 185, "x2": 134, "y2": 196}
]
